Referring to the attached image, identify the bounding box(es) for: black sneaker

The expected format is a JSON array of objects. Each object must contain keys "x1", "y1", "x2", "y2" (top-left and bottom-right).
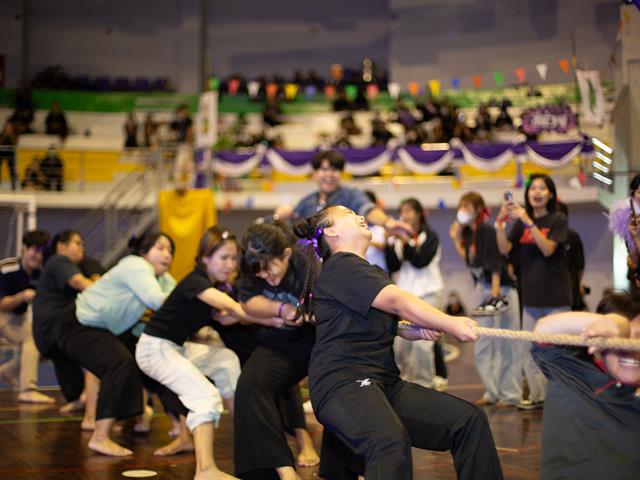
[{"x1": 472, "y1": 296, "x2": 509, "y2": 316}]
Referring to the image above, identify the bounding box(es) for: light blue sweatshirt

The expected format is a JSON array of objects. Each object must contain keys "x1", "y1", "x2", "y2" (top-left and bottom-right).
[{"x1": 75, "y1": 255, "x2": 176, "y2": 335}]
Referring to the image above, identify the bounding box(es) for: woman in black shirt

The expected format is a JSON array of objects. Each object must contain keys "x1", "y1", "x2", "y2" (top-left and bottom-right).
[
  {"x1": 136, "y1": 226, "x2": 246, "y2": 480},
  {"x1": 234, "y1": 222, "x2": 318, "y2": 480},
  {"x1": 496, "y1": 173, "x2": 571, "y2": 410},
  {"x1": 450, "y1": 191, "x2": 522, "y2": 406},
  {"x1": 295, "y1": 205, "x2": 503, "y2": 480}
]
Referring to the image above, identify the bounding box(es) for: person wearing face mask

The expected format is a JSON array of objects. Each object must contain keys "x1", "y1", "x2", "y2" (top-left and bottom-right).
[
  {"x1": 385, "y1": 198, "x2": 445, "y2": 390},
  {"x1": 55, "y1": 232, "x2": 178, "y2": 457},
  {"x1": 450, "y1": 192, "x2": 522, "y2": 407},
  {"x1": 137, "y1": 226, "x2": 247, "y2": 480},
  {"x1": 531, "y1": 290, "x2": 640, "y2": 480},
  {"x1": 496, "y1": 174, "x2": 572, "y2": 410}
]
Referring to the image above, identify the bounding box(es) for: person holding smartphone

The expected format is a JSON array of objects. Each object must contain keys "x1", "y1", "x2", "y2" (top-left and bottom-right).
[{"x1": 496, "y1": 174, "x2": 572, "y2": 410}]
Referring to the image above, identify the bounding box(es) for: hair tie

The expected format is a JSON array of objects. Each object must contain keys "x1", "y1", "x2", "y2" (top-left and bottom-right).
[
  {"x1": 221, "y1": 230, "x2": 230, "y2": 240},
  {"x1": 296, "y1": 228, "x2": 324, "y2": 259}
]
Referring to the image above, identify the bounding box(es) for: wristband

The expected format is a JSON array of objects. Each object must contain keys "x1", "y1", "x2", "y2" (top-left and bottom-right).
[{"x1": 277, "y1": 302, "x2": 285, "y2": 319}]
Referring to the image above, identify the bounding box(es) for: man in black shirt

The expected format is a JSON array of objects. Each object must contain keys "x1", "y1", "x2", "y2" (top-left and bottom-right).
[{"x1": 0, "y1": 230, "x2": 55, "y2": 403}]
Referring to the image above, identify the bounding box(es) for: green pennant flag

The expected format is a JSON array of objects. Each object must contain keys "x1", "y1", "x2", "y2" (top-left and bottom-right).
[
  {"x1": 493, "y1": 71, "x2": 504, "y2": 87},
  {"x1": 345, "y1": 84, "x2": 358, "y2": 101},
  {"x1": 208, "y1": 77, "x2": 220, "y2": 91}
]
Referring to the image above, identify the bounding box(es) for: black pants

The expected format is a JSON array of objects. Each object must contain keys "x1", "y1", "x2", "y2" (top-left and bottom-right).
[
  {"x1": 316, "y1": 379, "x2": 503, "y2": 480},
  {"x1": 234, "y1": 344, "x2": 311, "y2": 478},
  {"x1": 41, "y1": 343, "x2": 84, "y2": 403},
  {"x1": 56, "y1": 311, "x2": 143, "y2": 421}
]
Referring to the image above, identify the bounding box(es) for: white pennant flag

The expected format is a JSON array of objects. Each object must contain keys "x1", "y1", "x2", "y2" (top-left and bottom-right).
[
  {"x1": 388, "y1": 82, "x2": 401, "y2": 100},
  {"x1": 536, "y1": 63, "x2": 548, "y2": 81},
  {"x1": 248, "y1": 81, "x2": 260, "y2": 99}
]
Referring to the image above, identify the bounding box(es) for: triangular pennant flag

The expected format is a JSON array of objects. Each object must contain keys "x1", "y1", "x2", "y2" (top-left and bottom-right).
[
  {"x1": 208, "y1": 77, "x2": 220, "y2": 91},
  {"x1": 388, "y1": 82, "x2": 401, "y2": 100},
  {"x1": 266, "y1": 83, "x2": 279, "y2": 100},
  {"x1": 493, "y1": 71, "x2": 504, "y2": 87},
  {"x1": 227, "y1": 78, "x2": 240, "y2": 96},
  {"x1": 558, "y1": 59, "x2": 570, "y2": 75},
  {"x1": 515, "y1": 68, "x2": 526, "y2": 84},
  {"x1": 536, "y1": 63, "x2": 548, "y2": 81},
  {"x1": 324, "y1": 84, "x2": 336, "y2": 100},
  {"x1": 451, "y1": 77, "x2": 461, "y2": 90},
  {"x1": 304, "y1": 84, "x2": 317, "y2": 100},
  {"x1": 407, "y1": 81, "x2": 420, "y2": 97},
  {"x1": 366, "y1": 83, "x2": 379, "y2": 99},
  {"x1": 428, "y1": 79, "x2": 441, "y2": 97},
  {"x1": 345, "y1": 84, "x2": 358, "y2": 101},
  {"x1": 284, "y1": 83, "x2": 299, "y2": 101},
  {"x1": 247, "y1": 81, "x2": 260, "y2": 99},
  {"x1": 472, "y1": 75, "x2": 482, "y2": 89}
]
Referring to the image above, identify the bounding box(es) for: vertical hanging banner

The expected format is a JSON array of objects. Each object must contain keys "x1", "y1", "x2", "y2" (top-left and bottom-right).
[
  {"x1": 558, "y1": 59, "x2": 570, "y2": 76},
  {"x1": 388, "y1": 82, "x2": 401, "y2": 100},
  {"x1": 472, "y1": 75, "x2": 482, "y2": 88},
  {"x1": 575, "y1": 70, "x2": 606, "y2": 125},
  {"x1": 536, "y1": 63, "x2": 548, "y2": 81},
  {"x1": 428, "y1": 79, "x2": 441, "y2": 97},
  {"x1": 407, "y1": 81, "x2": 420, "y2": 97},
  {"x1": 195, "y1": 90, "x2": 218, "y2": 149},
  {"x1": 493, "y1": 71, "x2": 504, "y2": 87},
  {"x1": 515, "y1": 68, "x2": 526, "y2": 84}
]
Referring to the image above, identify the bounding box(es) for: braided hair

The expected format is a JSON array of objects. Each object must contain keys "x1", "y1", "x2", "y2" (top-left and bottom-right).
[{"x1": 292, "y1": 208, "x2": 335, "y2": 320}]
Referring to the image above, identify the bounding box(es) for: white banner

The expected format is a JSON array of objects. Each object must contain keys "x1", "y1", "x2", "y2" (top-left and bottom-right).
[
  {"x1": 195, "y1": 91, "x2": 218, "y2": 148},
  {"x1": 576, "y1": 70, "x2": 606, "y2": 125}
]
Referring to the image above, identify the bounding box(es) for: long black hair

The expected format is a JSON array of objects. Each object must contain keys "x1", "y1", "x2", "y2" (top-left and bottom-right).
[
  {"x1": 44, "y1": 229, "x2": 79, "y2": 264},
  {"x1": 292, "y1": 207, "x2": 337, "y2": 320},
  {"x1": 399, "y1": 197, "x2": 427, "y2": 232},
  {"x1": 524, "y1": 173, "x2": 558, "y2": 217}
]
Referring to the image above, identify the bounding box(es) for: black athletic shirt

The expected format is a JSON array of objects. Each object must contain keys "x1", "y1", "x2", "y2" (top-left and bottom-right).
[
  {"x1": 239, "y1": 250, "x2": 315, "y2": 352},
  {"x1": 532, "y1": 345, "x2": 640, "y2": 480},
  {"x1": 0, "y1": 257, "x2": 40, "y2": 315},
  {"x1": 309, "y1": 252, "x2": 399, "y2": 410},
  {"x1": 144, "y1": 267, "x2": 216, "y2": 345},
  {"x1": 32, "y1": 254, "x2": 82, "y2": 353},
  {"x1": 461, "y1": 223, "x2": 514, "y2": 287},
  {"x1": 507, "y1": 212, "x2": 571, "y2": 307}
]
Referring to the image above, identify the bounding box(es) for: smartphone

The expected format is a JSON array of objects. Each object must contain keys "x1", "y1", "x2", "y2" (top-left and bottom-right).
[{"x1": 503, "y1": 191, "x2": 513, "y2": 202}]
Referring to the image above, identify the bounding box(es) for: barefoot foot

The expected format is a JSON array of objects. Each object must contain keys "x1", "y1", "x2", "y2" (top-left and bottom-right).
[
  {"x1": 60, "y1": 398, "x2": 85, "y2": 414},
  {"x1": 296, "y1": 446, "x2": 319, "y2": 467},
  {"x1": 81, "y1": 418, "x2": 95, "y2": 431},
  {"x1": 194, "y1": 466, "x2": 239, "y2": 479},
  {"x1": 134, "y1": 405, "x2": 154, "y2": 433},
  {"x1": 88, "y1": 436, "x2": 132, "y2": 456},
  {"x1": 153, "y1": 436, "x2": 195, "y2": 456}
]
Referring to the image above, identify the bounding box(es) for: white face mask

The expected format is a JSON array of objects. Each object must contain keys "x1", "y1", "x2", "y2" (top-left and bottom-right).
[{"x1": 456, "y1": 209, "x2": 474, "y2": 225}]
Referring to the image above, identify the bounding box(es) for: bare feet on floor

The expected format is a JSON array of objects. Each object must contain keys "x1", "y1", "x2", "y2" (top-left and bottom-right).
[
  {"x1": 81, "y1": 417, "x2": 95, "y2": 431},
  {"x1": 193, "y1": 466, "x2": 239, "y2": 479},
  {"x1": 134, "y1": 405, "x2": 154, "y2": 433},
  {"x1": 88, "y1": 435, "x2": 132, "y2": 456},
  {"x1": 60, "y1": 398, "x2": 85, "y2": 414},
  {"x1": 154, "y1": 436, "x2": 195, "y2": 456},
  {"x1": 18, "y1": 390, "x2": 55, "y2": 404},
  {"x1": 276, "y1": 466, "x2": 302, "y2": 480}
]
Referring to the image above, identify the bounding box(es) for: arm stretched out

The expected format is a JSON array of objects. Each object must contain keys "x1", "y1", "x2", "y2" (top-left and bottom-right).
[{"x1": 372, "y1": 284, "x2": 478, "y2": 342}]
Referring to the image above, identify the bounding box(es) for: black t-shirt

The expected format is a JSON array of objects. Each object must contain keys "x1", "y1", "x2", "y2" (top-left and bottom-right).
[
  {"x1": 309, "y1": 252, "x2": 399, "y2": 410},
  {"x1": 508, "y1": 212, "x2": 571, "y2": 307},
  {"x1": 0, "y1": 257, "x2": 40, "y2": 315},
  {"x1": 532, "y1": 345, "x2": 640, "y2": 480},
  {"x1": 239, "y1": 250, "x2": 315, "y2": 352},
  {"x1": 32, "y1": 254, "x2": 82, "y2": 353},
  {"x1": 461, "y1": 223, "x2": 513, "y2": 287},
  {"x1": 144, "y1": 267, "x2": 216, "y2": 346},
  {"x1": 565, "y1": 228, "x2": 586, "y2": 310}
]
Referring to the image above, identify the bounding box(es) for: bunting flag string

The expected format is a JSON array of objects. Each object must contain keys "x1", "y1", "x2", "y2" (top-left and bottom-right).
[{"x1": 210, "y1": 140, "x2": 592, "y2": 177}]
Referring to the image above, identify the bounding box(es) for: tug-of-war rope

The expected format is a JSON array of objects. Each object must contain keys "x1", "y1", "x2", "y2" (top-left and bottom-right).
[{"x1": 399, "y1": 324, "x2": 640, "y2": 352}]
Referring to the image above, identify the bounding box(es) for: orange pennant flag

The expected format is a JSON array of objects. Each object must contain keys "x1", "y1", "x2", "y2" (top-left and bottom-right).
[
  {"x1": 407, "y1": 81, "x2": 420, "y2": 97},
  {"x1": 472, "y1": 75, "x2": 482, "y2": 88},
  {"x1": 515, "y1": 68, "x2": 526, "y2": 84},
  {"x1": 324, "y1": 84, "x2": 337, "y2": 100},
  {"x1": 558, "y1": 59, "x2": 570, "y2": 75},
  {"x1": 266, "y1": 83, "x2": 279, "y2": 100}
]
